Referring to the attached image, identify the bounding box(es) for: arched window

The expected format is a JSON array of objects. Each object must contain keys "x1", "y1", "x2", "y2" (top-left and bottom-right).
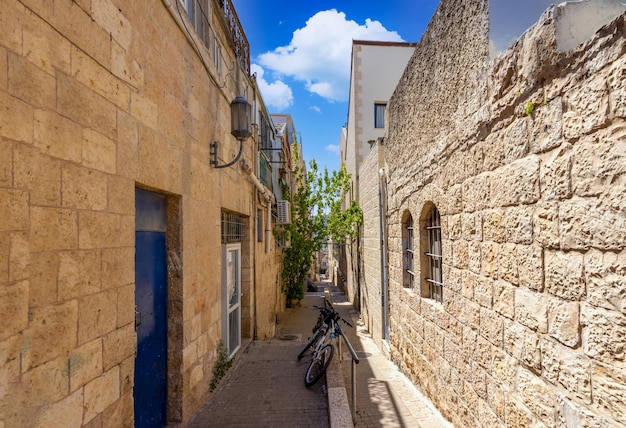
[
  {"x1": 420, "y1": 205, "x2": 443, "y2": 302},
  {"x1": 402, "y1": 211, "x2": 414, "y2": 288}
]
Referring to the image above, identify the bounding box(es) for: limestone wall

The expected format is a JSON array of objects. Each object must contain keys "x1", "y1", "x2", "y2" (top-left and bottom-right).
[
  {"x1": 0, "y1": 0, "x2": 281, "y2": 426},
  {"x1": 382, "y1": 0, "x2": 626, "y2": 426},
  {"x1": 358, "y1": 142, "x2": 385, "y2": 346}
]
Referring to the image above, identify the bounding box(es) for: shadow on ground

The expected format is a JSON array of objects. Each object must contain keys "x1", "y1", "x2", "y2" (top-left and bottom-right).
[
  {"x1": 326, "y1": 284, "x2": 450, "y2": 428},
  {"x1": 188, "y1": 292, "x2": 329, "y2": 427}
]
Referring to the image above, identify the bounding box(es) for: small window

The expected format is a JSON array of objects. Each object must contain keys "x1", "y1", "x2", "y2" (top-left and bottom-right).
[
  {"x1": 374, "y1": 103, "x2": 387, "y2": 128},
  {"x1": 221, "y1": 211, "x2": 245, "y2": 244},
  {"x1": 423, "y1": 206, "x2": 442, "y2": 302},
  {"x1": 402, "y1": 212, "x2": 414, "y2": 288}
]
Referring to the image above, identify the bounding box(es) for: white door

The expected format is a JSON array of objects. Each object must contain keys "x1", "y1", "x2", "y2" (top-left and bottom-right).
[{"x1": 222, "y1": 243, "x2": 241, "y2": 357}]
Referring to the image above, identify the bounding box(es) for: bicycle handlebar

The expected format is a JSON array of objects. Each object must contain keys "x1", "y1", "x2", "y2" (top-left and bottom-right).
[{"x1": 313, "y1": 305, "x2": 353, "y2": 329}]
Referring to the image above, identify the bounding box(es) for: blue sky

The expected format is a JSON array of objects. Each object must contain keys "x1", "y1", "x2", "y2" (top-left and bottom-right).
[{"x1": 231, "y1": 0, "x2": 440, "y2": 172}]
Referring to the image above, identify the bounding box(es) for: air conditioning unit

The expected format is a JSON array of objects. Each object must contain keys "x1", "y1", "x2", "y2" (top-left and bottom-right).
[{"x1": 277, "y1": 200, "x2": 291, "y2": 225}]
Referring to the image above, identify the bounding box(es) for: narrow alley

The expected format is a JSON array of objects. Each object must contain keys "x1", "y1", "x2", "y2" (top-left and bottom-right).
[{"x1": 188, "y1": 281, "x2": 450, "y2": 427}]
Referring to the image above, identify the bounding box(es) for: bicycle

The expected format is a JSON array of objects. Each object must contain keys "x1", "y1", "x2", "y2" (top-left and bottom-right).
[{"x1": 297, "y1": 299, "x2": 353, "y2": 387}]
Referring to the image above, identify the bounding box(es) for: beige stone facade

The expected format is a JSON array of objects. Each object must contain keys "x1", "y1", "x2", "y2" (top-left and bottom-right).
[
  {"x1": 0, "y1": 0, "x2": 284, "y2": 426},
  {"x1": 359, "y1": 0, "x2": 626, "y2": 426}
]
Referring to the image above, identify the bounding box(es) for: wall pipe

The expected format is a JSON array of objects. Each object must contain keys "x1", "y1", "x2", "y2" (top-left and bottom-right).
[{"x1": 379, "y1": 167, "x2": 390, "y2": 345}]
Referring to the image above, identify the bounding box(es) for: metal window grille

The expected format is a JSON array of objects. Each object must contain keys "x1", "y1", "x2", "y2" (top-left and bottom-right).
[
  {"x1": 259, "y1": 115, "x2": 272, "y2": 152},
  {"x1": 221, "y1": 212, "x2": 245, "y2": 243},
  {"x1": 426, "y1": 207, "x2": 443, "y2": 302},
  {"x1": 403, "y1": 214, "x2": 414, "y2": 288},
  {"x1": 259, "y1": 155, "x2": 271, "y2": 189}
]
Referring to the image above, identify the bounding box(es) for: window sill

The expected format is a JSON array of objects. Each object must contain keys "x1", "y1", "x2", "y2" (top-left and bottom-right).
[
  {"x1": 401, "y1": 287, "x2": 418, "y2": 298},
  {"x1": 421, "y1": 296, "x2": 444, "y2": 310}
]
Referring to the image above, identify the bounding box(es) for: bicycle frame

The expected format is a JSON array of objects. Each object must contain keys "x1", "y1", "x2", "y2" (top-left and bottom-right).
[{"x1": 299, "y1": 299, "x2": 353, "y2": 387}]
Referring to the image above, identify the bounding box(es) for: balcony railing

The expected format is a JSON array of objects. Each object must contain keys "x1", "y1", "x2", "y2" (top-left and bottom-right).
[{"x1": 220, "y1": 0, "x2": 250, "y2": 75}]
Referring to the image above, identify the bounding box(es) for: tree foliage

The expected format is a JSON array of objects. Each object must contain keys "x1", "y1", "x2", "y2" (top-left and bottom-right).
[{"x1": 280, "y1": 153, "x2": 362, "y2": 304}]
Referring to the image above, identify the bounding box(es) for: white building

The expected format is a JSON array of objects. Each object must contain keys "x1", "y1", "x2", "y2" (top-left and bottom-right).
[{"x1": 339, "y1": 40, "x2": 416, "y2": 310}]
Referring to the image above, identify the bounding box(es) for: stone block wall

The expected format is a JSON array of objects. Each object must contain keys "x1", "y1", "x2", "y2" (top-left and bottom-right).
[
  {"x1": 358, "y1": 142, "x2": 384, "y2": 346},
  {"x1": 0, "y1": 0, "x2": 281, "y2": 426},
  {"x1": 381, "y1": 0, "x2": 626, "y2": 426}
]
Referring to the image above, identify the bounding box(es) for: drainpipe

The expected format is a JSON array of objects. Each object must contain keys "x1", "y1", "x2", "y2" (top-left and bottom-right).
[
  {"x1": 250, "y1": 147, "x2": 258, "y2": 341},
  {"x1": 241, "y1": 159, "x2": 274, "y2": 340},
  {"x1": 379, "y1": 167, "x2": 389, "y2": 344}
]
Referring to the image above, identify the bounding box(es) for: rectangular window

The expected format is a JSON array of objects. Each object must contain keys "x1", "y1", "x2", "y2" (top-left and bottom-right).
[
  {"x1": 374, "y1": 103, "x2": 386, "y2": 128},
  {"x1": 259, "y1": 155, "x2": 271, "y2": 189},
  {"x1": 221, "y1": 211, "x2": 245, "y2": 244},
  {"x1": 259, "y1": 114, "x2": 272, "y2": 152},
  {"x1": 212, "y1": 32, "x2": 222, "y2": 74},
  {"x1": 179, "y1": 0, "x2": 210, "y2": 46}
]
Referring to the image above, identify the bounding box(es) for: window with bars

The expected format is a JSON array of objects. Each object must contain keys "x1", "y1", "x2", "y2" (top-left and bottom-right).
[
  {"x1": 259, "y1": 114, "x2": 273, "y2": 152},
  {"x1": 259, "y1": 154, "x2": 271, "y2": 189},
  {"x1": 402, "y1": 212, "x2": 414, "y2": 288},
  {"x1": 221, "y1": 211, "x2": 245, "y2": 243},
  {"x1": 424, "y1": 207, "x2": 442, "y2": 302}
]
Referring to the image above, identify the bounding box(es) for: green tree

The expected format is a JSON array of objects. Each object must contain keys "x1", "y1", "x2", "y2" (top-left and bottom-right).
[{"x1": 280, "y1": 152, "x2": 362, "y2": 305}]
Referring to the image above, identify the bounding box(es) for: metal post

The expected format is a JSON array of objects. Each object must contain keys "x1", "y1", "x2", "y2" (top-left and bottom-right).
[
  {"x1": 351, "y1": 359, "x2": 356, "y2": 422},
  {"x1": 338, "y1": 335, "x2": 342, "y2": 360},
  {"x1": 338, "y1": 326, "x2": 359, "y2": 423}
]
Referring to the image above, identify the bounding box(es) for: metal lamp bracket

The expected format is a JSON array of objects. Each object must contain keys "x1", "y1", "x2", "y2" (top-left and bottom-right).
[{"x1": 210, "y1": 140, "x2": 244, "y2": 169}]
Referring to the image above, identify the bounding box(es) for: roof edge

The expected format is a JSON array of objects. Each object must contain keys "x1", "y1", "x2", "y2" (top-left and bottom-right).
[{"x1": 352, "y1": 40, "x2": 418, "y2": 47}]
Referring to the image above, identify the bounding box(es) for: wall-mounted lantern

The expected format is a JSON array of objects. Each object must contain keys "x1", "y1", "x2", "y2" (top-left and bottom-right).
[{"x1": 210, "y1": 96, "x2": 252, "y2": 168}]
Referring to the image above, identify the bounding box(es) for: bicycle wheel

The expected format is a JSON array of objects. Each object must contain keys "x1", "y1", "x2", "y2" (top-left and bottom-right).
[
  {"x1": 297, "y1": 329, "x2": 323, "y2": 360},
  {"x1": 304, "y1": 344, "x2": 334, "y2": 387}
]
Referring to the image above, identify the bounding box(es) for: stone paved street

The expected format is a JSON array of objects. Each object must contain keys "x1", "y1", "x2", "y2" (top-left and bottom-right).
[
  {"x1": 187, "y1": 339, "x2": 329, "y2": 427},
  {"x1": 188, "y1": 283, "x2": 450, "y2": 427},
  {"x1": 188, "y1": 291, "x2": 329, "y2": 428}
]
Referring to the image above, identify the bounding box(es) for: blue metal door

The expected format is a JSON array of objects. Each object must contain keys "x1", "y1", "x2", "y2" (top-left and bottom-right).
[{"x1": 134, "y1": 188, "x2": 168, "y2": 428}]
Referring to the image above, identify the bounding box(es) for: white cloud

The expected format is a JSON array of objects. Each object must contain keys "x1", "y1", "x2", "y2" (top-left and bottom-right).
[
  {"x1": 309, "y1": 106, "x2": 321, "y2": 113},
  {"x1": 251, "y1": 64, "x2": 293, "y2": 111},
  {"x1": 258, "y1": 9, "x2": 403, "y2": 102},
  {"x1": 325, "y1": 144, "x2": 340, "y2": 154}
]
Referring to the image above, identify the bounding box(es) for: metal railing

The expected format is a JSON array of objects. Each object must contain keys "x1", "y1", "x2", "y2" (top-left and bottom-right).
[{"x1": 336, "y1": 320, "x2": 360, "y2": 422}]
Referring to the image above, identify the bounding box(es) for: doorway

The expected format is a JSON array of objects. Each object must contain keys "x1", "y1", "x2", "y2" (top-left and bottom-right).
[
  {"x1": 222, "y1": 243, "x2": 241, "y2": 357},
  {"x1": 134, "y1": 188, "x2": 168, "y2": 427}
]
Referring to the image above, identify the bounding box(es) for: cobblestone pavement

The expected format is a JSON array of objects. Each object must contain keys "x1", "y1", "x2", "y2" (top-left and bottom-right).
[{"x1": 187, "y1": 292, "x2": 330, "y2": 428}]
